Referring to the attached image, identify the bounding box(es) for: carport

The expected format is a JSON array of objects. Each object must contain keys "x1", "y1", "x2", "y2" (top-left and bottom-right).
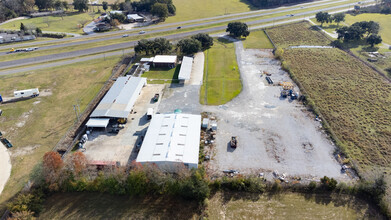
[{"x1": 86, "y1": 118, "x2": 110, "y2": 128}]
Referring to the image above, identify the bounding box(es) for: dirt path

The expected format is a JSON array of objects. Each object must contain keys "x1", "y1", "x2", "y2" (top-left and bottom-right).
[
  {"x1": 188, "y1": 52, "x2": 204, "y2": 85},
  {"x1": 0, "y1": 143, "x2": 11, "y2": 195}
]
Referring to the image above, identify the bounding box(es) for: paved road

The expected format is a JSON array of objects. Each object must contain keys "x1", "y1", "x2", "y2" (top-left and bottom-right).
[
  {"x1": 0, "y1": 1, "x2": 372, "y2": 70},
  {"x1": 0, "y1": 0, "x2": 368, "y2": 53}
]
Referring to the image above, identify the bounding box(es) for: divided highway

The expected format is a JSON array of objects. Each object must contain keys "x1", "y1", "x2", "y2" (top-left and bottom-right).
[{"x1": 0, "y1": 0, "x2": 374, "y2": 71}]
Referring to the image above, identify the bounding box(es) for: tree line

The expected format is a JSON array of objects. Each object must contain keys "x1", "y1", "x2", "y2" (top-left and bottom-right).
[
  {"x1": 336, "y1": 21, "x2": 382, "y2": 47},
  {"x1": 134, "y1": 33, "x2": 214, "y2": 55}
]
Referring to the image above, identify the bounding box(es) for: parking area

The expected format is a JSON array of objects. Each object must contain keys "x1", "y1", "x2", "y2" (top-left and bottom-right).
[{"x1": 82, "y1": 84, "x2": 165, "y2": 166}]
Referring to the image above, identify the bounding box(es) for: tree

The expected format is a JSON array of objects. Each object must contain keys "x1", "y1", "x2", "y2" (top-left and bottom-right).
[
  {"x1": 366, "y1": 21, "x2": 380, "y2": 36},
  {"x1": 333, "y1": 13, "x2": 345, "y2": 26},
  {"x1": 152, "y1": 38, "x2": 172, "y2": 54},
  {"x1": 315, "y1": 11, "x2": 332, "y2": 26},
  {"x1": 54, "y1": 0, "x2": 62, "y2": 10},
  {"x1": 226, "y1": 22, "x2": 250, "y2": 38},
  {"x1": 20, "y1": 22, "x2": 26, "y2": 32},
  {"x1": 35, "y1": 0, "x2": 55, "y2": 10},
  {"x1": 78, "y1": 19, "x2": 89, "y2": 27},
  {"x1": 367, "y1": 34, "x2": 382, "y2": 47},
  {"x1": 167, "y1": 3, "x2": 176, "y2": 14},
  {"x1": 102, "y1": 1, "x2": 108, "y2": 11},
  {"x1": 151, "y1": 3, "x2": 169, "y2": 21},
  {"x1": 73, "y1": 0, "x2": 88, "y2": 12},
  {"x1": 66, "y1": 152, "x2": 87, "y2": 175},
  {"x1": 191, "y1": 33, "x2": 213, "y2": 50},
  {"x1": 62, "y1": 1, "x2": 69, "y2": 10},
  {"x1": 111, "y1": 0, "x2": 119, "y2": 10},
  {"x1": 35, "y1": 27, "x2": 42, "y2": 36},
  {"x1": 42, "y1": 152, "x2": 64, "y2": 184},
  {"x1": 177, "y1": 38, "x2": 201, "y2": 55}
]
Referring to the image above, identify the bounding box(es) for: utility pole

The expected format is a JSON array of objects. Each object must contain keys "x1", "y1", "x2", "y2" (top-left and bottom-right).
[{"x1": 73, "y1": 105, "x2": 79, "y2": 121}]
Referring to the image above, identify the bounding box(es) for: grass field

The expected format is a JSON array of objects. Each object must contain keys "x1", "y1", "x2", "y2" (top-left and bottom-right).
[
  {"x1": 0, "y1": 55, "x2": 121, "y2": 207},
  {"x1": 243, "y1": 30, "x2": 274, "y2": 49},
  {"x1": 142, "y1": 65, "x2": 180, "y2": 84},
  {"x1": 267, "y1": 21, "x2": 331, "y2": 48},
  {"x1": 0, "y1": 12, "x2": 99, "y2": 34},
  {"x1": 200, "y1": 38, "x2": 242, "y2": 105},
  {"x1": 40, "y1": 192, "x2": 200, "y2": 219},
  {"x1": 208, "y1": 192, "x2": 382, "y2": 219},
  {"x1": 282, "y1": 48, "x2": 391, "y2": 170},
  {"x1": 38, "y1": 191, "x2": 382, "y2": 219}
]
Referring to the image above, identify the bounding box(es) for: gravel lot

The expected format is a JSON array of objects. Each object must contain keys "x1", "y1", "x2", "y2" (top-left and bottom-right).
[
  {"x1": 204, "y1": 42, "x2": 349, "y2": 181},
  {"x1": 83, "y1": 84, "x2": 165, "y2": 166}
]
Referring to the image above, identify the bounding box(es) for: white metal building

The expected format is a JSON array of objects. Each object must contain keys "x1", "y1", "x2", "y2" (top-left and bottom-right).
[
  {"x1": 90, "y1": 76, "x2": 147, "y2": 119},
  {"x1": 127, "y1": 14, "x2": 144, "y2": 22},
  {"x1": 178, "y1": 56, "x2": 193, "y2": 82},
  {"x1": 136, "y1": 113, "x2": 201, "y2": 171},
  {"x1": 152, "y1": 55, "x2": 177, "y2": 68}
]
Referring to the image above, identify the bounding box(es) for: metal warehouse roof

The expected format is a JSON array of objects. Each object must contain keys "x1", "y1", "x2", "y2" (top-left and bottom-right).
[
  {"x1": 178, "y1": 56, "x2": 193, "y2": 80},
  {"x1": 90, "y1": 76, "x2": 146, "y2": 118},
  {"x1": 136, "y1": 114, "x2": 201, "y2": 166},
  {"x1": 152, "y1": 55, "x2": 177, "y2": 64},
  {"x1": 86, "y1": 118, "x2": 110, "y2": 128}
]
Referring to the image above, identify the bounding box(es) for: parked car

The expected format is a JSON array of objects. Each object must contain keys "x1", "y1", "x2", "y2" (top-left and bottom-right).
[{"x1": 139, "y1": 30, "x2": 146, "y2": 34}]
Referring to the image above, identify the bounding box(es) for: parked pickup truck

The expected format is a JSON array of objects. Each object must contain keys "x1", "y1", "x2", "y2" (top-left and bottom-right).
[
  {"x1": 153, "y1": 93, "x2": 159, "y2": 102},
  {"x1": 230, "y1": 136, "x2": 237, "y2": 148}
]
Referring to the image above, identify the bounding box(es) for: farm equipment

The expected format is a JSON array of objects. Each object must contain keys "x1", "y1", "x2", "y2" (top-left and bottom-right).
[
  {"x1": 117, "y1": 118, "x2": 127, "y2": 124},
  {"x1": 230, "y1": 136, "x2": 237, "y2": 148},
  {"x1": 1, "y1": 137, "x2": 13, "y2": 148},
  {"x1": 153, "y1": 93, "x2": 159, "y2": 102}
]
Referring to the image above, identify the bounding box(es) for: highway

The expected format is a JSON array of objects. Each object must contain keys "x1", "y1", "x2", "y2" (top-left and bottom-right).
[
  {"x1": 0, "y1": 0, "x2": 374, "y2": 70},
  {"x1": 0, "y1": 0, "x2": 351, "y2": 51}
]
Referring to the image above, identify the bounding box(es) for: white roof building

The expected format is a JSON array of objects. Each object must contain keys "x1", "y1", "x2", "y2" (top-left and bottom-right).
[
  {"x1": 127, "y1": 14, "x2": 144, "y2": 20},
  {"x1": 178, "y1": 56, "x2": 193, "y2": 81},
  {"x1": 110, "y1": 10, "x2": 123, "y2": 15},
  {"x1": 152, "y1": 55, "x2": 177, "y2": 64},
  {"x1": 90, "y1": 76, "x2": 147, "y2": 118},
  {"x1": 136, "y1": 113, "x2": 201, "y2": 171}
]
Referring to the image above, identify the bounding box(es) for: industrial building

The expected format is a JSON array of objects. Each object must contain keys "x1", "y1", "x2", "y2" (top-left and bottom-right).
[
  {"x1": 178, "y1": 56, "x2": 193, "y2": 83},
  {"x1": 87, "y1": 76, "x2": 147, "y2": 128},
  {"x1": 152, "y1": 55, "x2": 177, "y2": 68},
  {"x1": 136, "y1": 113, "x2": 201, "y2": 171}
]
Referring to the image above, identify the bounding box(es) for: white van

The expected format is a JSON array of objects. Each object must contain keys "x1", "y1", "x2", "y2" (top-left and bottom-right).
[
  {"x1": 147, "y1": 108, "x2": 153, "y2": 120},
  {"x1": 14, "y1": 88, "x2": 39, "y2": 98}
]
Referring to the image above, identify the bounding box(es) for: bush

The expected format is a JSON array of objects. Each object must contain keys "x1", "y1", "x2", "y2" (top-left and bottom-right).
[
  {"x1": 274, "y1": 47, "x2": 284, "y2": 59},
  {"x1": 42, "y1": 33, "x2": 66, "y2": 38},
  {"x1": 320, "y1": 176, "x2": 338, "y2": 190},
  {"x1": 308, "y1": 181, "x2": 317, "y2": 191}
]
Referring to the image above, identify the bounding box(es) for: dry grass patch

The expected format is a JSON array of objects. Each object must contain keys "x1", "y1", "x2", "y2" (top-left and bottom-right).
[{"x1": 267, "y1": 21, "x2": 331, "y2": 48}]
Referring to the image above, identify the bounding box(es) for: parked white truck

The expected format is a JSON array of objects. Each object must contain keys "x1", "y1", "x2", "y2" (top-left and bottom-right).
[{"x1": 14, "y1": 88, "x2": 39, "y2": 98}]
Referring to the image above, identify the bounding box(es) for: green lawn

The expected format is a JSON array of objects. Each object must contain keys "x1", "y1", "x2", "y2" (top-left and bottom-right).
[
  {"x1": 0, "y1": 55, "x2": 121, "y2": 208},
  {"x1": 0, "y1": 12, "x2": 99, "y2": 34},
  {"x1": 166, "y1": 0, "x2": 254, "y2": 23},
  {"x1": 267, "y1": 21, "x2": 331, "y2": 48},
  {"x1": 142, "y1": 64, "x2": 180, "y2": 84},
  {"x1": 243, "y1": 30, "x2": 274, "y2": 49},
  {"x1": 200, "y1": 38, "x2": 242, "y2": 105}
]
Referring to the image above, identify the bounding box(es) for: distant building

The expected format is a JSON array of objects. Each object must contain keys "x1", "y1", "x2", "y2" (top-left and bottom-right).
[
  {"x1": 178, "y1": 56, "x2": 193, "y2": 83},
  {"x1": 136, "y1": 113, "x2": 201, "y2": 171},
  {"x1": 152, "y1": 55, "x2": 177, "y2": 68},
  {"x1": 110, "y1": 10, "x2": 123, "y2": 15},
  {"x1": 127, "y1": 14, "x2": 145, "y2": 22},
  {"x1": 94, "y1": 23, "x2": 111, "y2": 32}
]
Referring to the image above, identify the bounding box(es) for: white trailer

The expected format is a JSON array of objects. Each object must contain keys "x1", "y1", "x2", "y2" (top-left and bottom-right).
[{"x1": 14, "y1": 88, "x2": 39, "y2": 98}]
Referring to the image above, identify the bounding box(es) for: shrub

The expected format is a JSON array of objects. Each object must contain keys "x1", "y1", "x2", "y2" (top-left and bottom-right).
[
  {"x1": 41, "y1": 33, "x2": 66, "y2": 38},
  {"x1": 320, "y1": 176, "x2": 338, "y2": 190},
  {"x1": 308, "y1": 181, "x2": 317, "y2": 191},
  {"x1": 275, "y1": 47, "x2": 284, "y2": 59}
]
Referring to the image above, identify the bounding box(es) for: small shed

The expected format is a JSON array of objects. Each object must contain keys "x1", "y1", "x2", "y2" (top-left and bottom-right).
[{"x1": 152, "y1": 55, "x2": 177, "y2": 68}]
